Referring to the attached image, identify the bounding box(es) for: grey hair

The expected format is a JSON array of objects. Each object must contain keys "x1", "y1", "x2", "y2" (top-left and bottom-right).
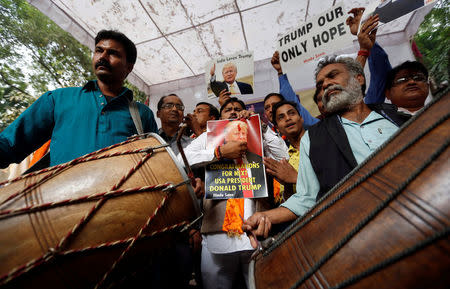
[{"x1": 314, "y1": 55, "x2": 366, "y2": 94}]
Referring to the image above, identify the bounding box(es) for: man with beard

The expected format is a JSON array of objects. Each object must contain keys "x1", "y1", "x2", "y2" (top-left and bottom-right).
[
  {"x1": 243, "y1": 56, "x2": 409, "y2": 246},
  {"x1": 0, "y1": 30, "x2": 157, "y2": 168}
]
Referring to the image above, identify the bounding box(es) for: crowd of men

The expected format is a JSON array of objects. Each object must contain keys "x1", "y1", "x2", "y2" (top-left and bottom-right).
[{"x1": 0, "y1": 7, "x2": 434, "y2": 289}]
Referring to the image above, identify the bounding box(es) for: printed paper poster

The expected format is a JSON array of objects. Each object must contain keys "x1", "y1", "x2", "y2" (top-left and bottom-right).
[
  {"x1": 205, "y1": 115, "x2": 267, "y2": 199},
  {"x1": 205, "y1": 51, "x2": 254, "y2": 99}
]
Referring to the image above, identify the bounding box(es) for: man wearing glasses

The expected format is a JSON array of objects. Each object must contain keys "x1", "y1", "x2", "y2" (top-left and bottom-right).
[
  {"x1": 156, "y1": 94, "x2": 193, "y2": 155},
  {"x1": 385, "y1": 61, "x2": 430, "y2": 115}
]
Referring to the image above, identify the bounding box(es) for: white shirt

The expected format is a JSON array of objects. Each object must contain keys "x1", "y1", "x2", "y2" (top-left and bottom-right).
[
  {"x1": 227, "y1": 81, "x2": 242, "y2": 95},
  {"x1": 178, "y1": 125, "x2": 288, "y2": 253}
]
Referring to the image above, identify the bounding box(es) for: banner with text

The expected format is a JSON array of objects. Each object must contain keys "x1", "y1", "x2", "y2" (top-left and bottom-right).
[
  {"x1": 205, "y1": 115, "x2": 267, "y2": 199},
  {"x1": 277, "y1": 3, "x2": 352, "y2": 73}
]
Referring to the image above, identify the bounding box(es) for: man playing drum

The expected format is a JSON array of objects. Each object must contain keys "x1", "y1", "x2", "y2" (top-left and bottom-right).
[
  {"x1": 0, "y1": 30, "x2": 158, "y2": 168},
  {"x1": 244, "y1": 56, "x2": 410, "y2": 247}
]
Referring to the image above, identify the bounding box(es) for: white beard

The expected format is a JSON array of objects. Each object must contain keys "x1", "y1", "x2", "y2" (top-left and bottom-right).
[{"x1": 323, "y1": 77, "x2": 364, "y2": 113}]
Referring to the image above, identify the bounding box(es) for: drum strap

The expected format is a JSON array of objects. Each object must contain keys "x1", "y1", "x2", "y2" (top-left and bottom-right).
[{"x1": 128, "y1": 100, "x2": 144, "y2": 135}]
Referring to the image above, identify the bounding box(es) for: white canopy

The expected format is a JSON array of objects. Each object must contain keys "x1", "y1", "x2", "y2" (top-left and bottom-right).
[{"x1": 28, "y1": 0, "x2": 433, "y2": 120}]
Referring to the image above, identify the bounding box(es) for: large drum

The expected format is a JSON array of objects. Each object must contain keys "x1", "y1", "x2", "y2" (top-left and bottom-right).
[
  {"x1": 0, "y1": 133, "x2": 201, "y2": 288},
  {"x1": 250, "y1": 93, "x2": 450, "y2": 289}
]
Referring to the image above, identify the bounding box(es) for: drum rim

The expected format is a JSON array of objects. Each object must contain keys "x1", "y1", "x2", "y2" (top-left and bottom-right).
[{"x1": 148, "y1": 133, "x2": 202, "y2": 217}]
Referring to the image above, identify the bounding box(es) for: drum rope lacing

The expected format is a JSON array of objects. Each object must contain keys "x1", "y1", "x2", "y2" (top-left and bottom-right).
[
  {"x1": 258, "y1": 98, "x2": 449, "y2": 288},
  {"x1": 0, "y1": 135, "x2": 191, "y2": 288},
  {"x1": 286, "y1": 138, "x2": 449, "y2": 289},
  {"x1": 264, "y1": 103, "x2": 449, "y2": 257},
  {"x1": 0, "y1": 137, "x2": 166, "y2": 206}
]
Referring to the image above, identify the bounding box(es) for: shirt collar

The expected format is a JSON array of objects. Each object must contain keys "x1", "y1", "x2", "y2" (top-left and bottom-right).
[
  {"x1": 288, "y1": 144, "x2": 298, "y2": 154},
  {"x1": 340, "y1": 111, "x2": 384, "y2": 126},
  {"x1": 83, "y1": 80, "x2": 133, "y2": 101}
]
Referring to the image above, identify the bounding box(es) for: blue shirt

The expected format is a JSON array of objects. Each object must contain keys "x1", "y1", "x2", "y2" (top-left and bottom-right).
[
  {"x1": 365, "y1": 42, "x2": 392, "y2": 104},
  {"x1": 0, "y1": 80, "x2": 158, "y2": 167},
  {"x1": 281, "y1": 111, "x2": 398, "y2": 216},
  {"x1": 279, "y1": 74, "x2": 319, "y2": 130}
]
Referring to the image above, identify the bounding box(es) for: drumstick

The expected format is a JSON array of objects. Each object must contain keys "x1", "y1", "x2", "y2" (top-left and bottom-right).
[{"x1": 176, "y1": 124, "x2": 195, "y2": 186}]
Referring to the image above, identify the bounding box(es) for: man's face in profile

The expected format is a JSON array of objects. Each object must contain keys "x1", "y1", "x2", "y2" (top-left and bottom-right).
[
  {"x1": 222, "y1": 65, "x2": 237, "y2": 84},
  {"x1": 225, "y1": 121, "x2": 248, "y2": 143}
]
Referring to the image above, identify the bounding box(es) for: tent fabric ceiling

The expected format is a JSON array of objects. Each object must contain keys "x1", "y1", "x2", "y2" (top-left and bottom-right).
[{"x1": 28, "y1": 0, "x2": 430, "y2": 95}]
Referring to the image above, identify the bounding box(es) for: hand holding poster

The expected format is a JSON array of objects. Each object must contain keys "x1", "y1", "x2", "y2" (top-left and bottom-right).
[
  {"x1": 205, "y1": 115, "x2": 267, "y2": 199},
  {"x1": 205, "y1": 51, "x2": 254, "y2": 99},
  {"x1": 277, "y1": 2, "x2": 352, "y2": 74}
]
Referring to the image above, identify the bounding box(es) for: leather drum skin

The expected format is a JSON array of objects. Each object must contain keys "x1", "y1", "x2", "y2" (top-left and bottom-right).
[
  {"x1": 0, "y1": 133, "x2": 201, "y2": 288},
  {"x1": 250, "y1": 93, "x2": 450, "y2": 289}
]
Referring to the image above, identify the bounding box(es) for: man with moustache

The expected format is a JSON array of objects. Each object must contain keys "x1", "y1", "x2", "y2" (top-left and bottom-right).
[
  {"x1": 385, "y1": 61, "x2": 430, "y2": 115},
  {"x1": 190, "y1": 102, "x2": 220, "y2": 138},
  {"x1": 156, "y1": 93, "x2": 197, "y2": 155},
  {"x1": 0, "y1": 30, "x2": 157, "y2": 168},
  {"x1": 243, "y1": 56, "x2": 410, "y2": 245},
  {"x1": 181, "y1": 97, "x2": 287, "y2": 289}
]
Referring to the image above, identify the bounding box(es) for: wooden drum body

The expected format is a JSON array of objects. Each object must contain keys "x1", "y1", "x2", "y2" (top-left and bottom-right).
[
  {"x1": 0, "y1": 133, "x2": 201, "y2": 288},
  {"x1": 251, "y1": 94, "x2": 450, "y2": 289}
]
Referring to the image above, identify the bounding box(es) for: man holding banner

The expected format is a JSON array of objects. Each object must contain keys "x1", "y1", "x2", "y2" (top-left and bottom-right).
[{"x1": 180, "y1": 97, "x2": 287, "y2": 289}]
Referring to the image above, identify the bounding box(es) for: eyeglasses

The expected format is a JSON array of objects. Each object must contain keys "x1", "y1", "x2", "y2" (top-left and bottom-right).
[
  {"x1": 161, "y1": 103, "x2": 185, "y2": 111},
  {"x1": 393, "y1": 74, "x2": 427, "y2": 86}
]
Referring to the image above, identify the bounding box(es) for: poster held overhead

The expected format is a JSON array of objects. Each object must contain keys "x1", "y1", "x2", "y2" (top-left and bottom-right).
[
  {"x1": 277, "y1": 2, "x2": 353, "y2": 74},
  {"x1": 205, "y1": 51, "x2": 254, "y2": 99},
  {"x1": 359, "y1": 0, "x2": 437, "y2": 33},
  {"x1": 204, "y1": 115, "x2": 267, "y2": 199}
]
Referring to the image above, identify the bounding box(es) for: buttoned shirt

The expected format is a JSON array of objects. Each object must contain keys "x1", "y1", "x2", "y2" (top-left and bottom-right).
[
  {"x1": 180, "y1": 125, "x2": 289, "y2": 254},
  {"x1": 0, "y1": 80, "x2": 158, "y2": 167},
  {"x1": 158, "y1": 128, "x2": 192, "y2": 156},
  {"x1": 282, "y1": 111, "x2": 398, "y2": 216}
]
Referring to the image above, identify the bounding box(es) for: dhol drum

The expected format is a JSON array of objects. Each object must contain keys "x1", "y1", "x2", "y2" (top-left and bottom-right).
[
  {"x1": 0, "y1": 133, "x2": 201, "y2": 289},
  {"x1": 250, "y1": 92, "x2": 450, "y2": 289}
]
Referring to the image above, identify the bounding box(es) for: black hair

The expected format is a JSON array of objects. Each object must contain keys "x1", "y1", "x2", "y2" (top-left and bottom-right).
[
  {"x1": 157, "y1": 94, "x2": 180, "y2": 111},
  {"x1": 196, "y1": 102, "x2": 220, "y2": 120},
  {"x1": 264, "y1": 93, "x2": 284, "y2": 104},
  {"x1": 219, "y1": 97, "x2": 246, "y2": 116},
  {"x1": 385, "y1": 61, "x2": 429, "y2": 90},
  {"x1": 313, "y1": 88, "x2": 319, "y2": 104},
  {"x1": 95, "y1": 30, "x2": 137, "y2": 64},
  {"x1": 271, "y1": 100, "x2": 300, "y2": 126}
]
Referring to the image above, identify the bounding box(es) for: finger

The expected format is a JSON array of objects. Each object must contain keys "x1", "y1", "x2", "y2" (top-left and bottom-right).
[
  {"x1": 265, "y1": 167, "x2": 277, "y2": 176},
  {"x1": 247, "y1": 233, "x2": 259, "y2": 249},
  {"x1": 263, "y1": 217, "x2": 271, "y2": 238},
  {"x1": 348, "y1": 8, "x2": 358, "y2": 15},
  {"x1": 345, "y1": 16, "x2": 353, "y2": 25}
]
